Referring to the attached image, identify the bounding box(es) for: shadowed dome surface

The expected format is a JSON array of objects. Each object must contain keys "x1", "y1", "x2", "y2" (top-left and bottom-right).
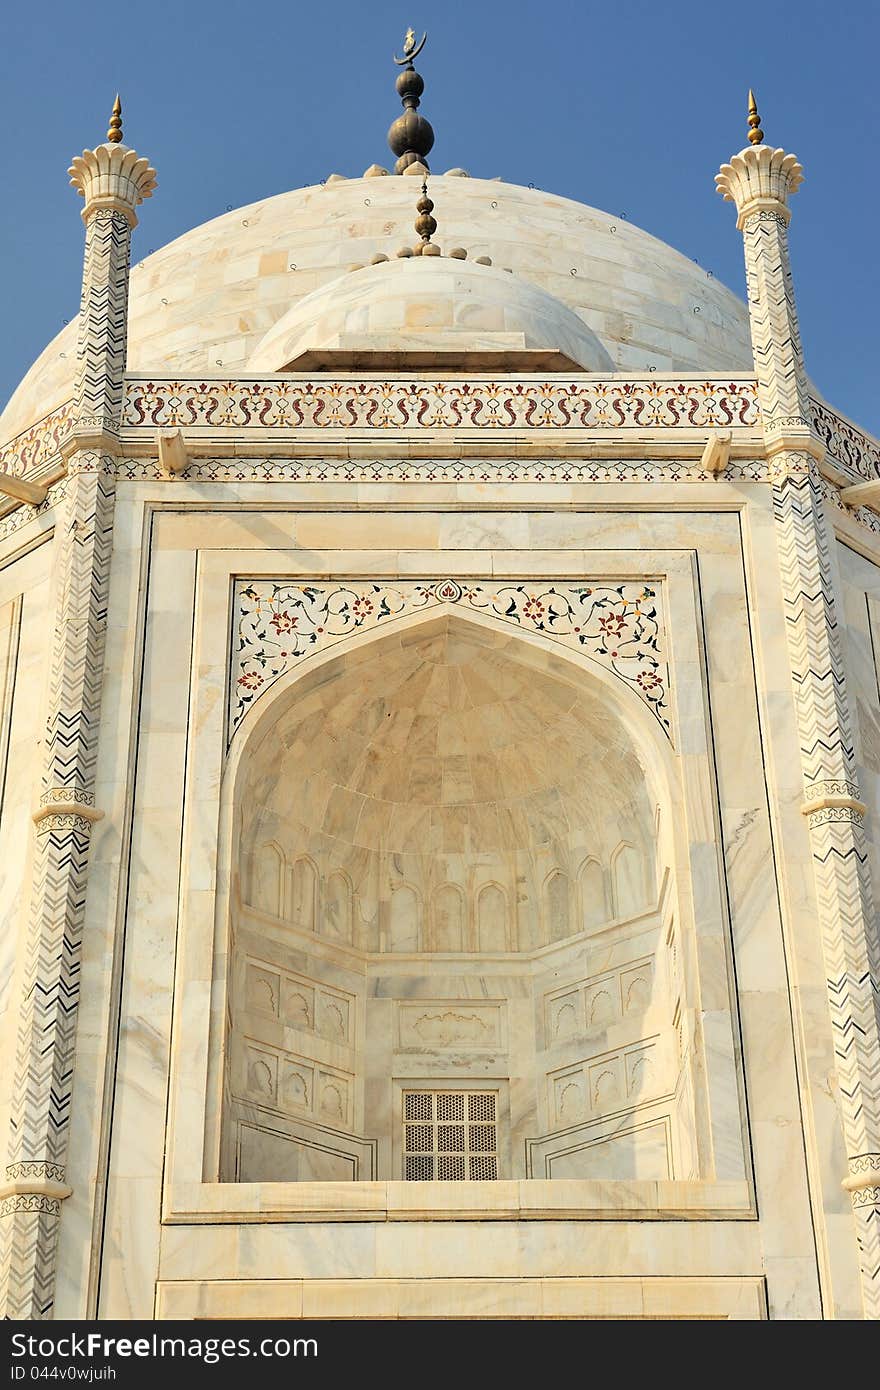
[
  {"x1": 247, "y1": 256, "x2": 616, "y2": 372},
  {"x1": 0, "y1": 174, "x2": 755, "y2": 443},
  {"x1": 237, "y1": 617, "x2": 661, "y2": 956},
  {"x1": 240, "y1": 617, "x2": 657, "y2": 926}
]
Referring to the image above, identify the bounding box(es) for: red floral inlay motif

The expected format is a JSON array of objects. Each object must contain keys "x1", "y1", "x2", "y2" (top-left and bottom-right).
[
  {"x1": 598, "y1": 613, "x2": 627, "y2": 636},
  {"x1": 230, "y1": 580, "x2": 672, "y2": 743},
  {"x1": 270, "y1": 611, "x2": 298, "y2": 634},
  {"x1": 637, "y1": 670, "x2": 662, "y2": 692}
]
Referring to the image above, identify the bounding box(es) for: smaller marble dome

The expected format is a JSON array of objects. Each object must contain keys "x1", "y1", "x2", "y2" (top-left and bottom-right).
[{"x1": 247, "y1": 256, "x2": 615, "y2": 372}]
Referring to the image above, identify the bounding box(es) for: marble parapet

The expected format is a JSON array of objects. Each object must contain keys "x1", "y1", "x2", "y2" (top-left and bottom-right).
[{"x1": 1, "y1": 376, "x2": 878, "y2": 503}]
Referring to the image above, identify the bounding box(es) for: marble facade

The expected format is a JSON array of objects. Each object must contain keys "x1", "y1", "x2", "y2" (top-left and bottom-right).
[{"x1": 0, "y1": 97, "x2": 879, "y2": 1322}]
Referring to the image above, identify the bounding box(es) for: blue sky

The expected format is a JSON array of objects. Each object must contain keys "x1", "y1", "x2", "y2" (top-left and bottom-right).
[{"x1": 1, "y1": 0, "x2": 877, "y2": 432}]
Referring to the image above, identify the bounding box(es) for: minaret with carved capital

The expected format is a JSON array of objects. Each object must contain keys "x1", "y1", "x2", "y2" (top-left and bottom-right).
[
  {"x1": 67, "y1": 95, "x2": 156, "y2": 442},
  {"x1": 717, "y1": 94, "x2": 880, "y2": 1318},
  {"x1": 0, "y1": 100, "x2": 155, "y2": 1321}
]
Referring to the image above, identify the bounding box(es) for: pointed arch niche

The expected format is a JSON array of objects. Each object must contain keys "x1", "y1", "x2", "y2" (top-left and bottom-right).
[{"x1": 217, "y1": 610, "x2": 709, "y2": 1185}]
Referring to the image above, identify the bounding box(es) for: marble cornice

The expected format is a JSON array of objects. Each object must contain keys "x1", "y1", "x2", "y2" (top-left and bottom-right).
[
  {"x1": 843, "y1": 1154, "x2": 880, "y2": 1194},
  {"x1": 119, "y1": 434, "x2": 766, "y2": 461},
  {"x1": 0, "y1": 380, "x2": 879, "y2": 527},
  {"x1": 59, "y1": 425, "x2": 120, "y2": 461},
  {"x1": 0, "y1": 1178, "x2": 72, "y2": 1203},
  {"x1": 0, "y1": 1161, "x2": 72, "y2": 1216}
]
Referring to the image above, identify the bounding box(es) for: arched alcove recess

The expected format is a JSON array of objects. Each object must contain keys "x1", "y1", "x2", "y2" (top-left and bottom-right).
[
  {"x1": 579, "y1": 856, "x2": 607, "y2": 930},
  {"x1": 289, "y1": 855, "x2": 317, "y2": 931},
  {"x1": 611, "y1": 841, "x2": 648, "y2": 919},
  {"x1": 217, "y1": 610, "x2": 701, "y2": 1184},
  {"x1": 432, "y1": 883, "x2": 466, "y2": 952},
  {"x1": 249, "y1": 841, "x2": 284, "y2": 919},
  {"x1": 477, "y1": 883, "x2": 508, "y2": 953}
]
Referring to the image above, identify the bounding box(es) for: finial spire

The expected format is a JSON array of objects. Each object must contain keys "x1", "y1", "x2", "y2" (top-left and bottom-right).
[
  {"x1": 747, "y1": 89, "x2": 764, "y2": 146},
  {"x1": 414, "y1": 178, "x2": 440, "y2": 254},
  {"x1": 107, "y1": 94, "x2": 123, "y2": 144},
  {"x1": 387, "y1": 28, "x2": 435, "y2": 174}
]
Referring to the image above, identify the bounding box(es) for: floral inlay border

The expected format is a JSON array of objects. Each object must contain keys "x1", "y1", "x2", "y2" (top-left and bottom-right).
[
  {"x1": 0, "y1": 402, "x2": 74, "y2": 479},
  {"x1": 5, "y1": 388, "x2": 880, "y2": 488},
  {"x1": 119, "y1": 455, "x2": 768, "y2": 484},
  {"x1": 230, "y1": 578, "x2": 670, "y2": 742},
  {"x1": 810, "y1": 397, "x2": 880, "y2": 483},
  {"x1": 124, "y1": 377, "x2": 759, "y2": 432}
]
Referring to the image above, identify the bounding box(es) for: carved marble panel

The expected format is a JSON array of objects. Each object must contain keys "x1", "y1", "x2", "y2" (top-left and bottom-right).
[
  {"x1": 544, "y1": 957, "x2": 655, "y2": 1047},
  {"x1": 233, "y1": 1033, "x2": 355, "y2": 1131},
  {"x1": 396, "y1": 1001, "x2": 506, "y2": 1052},
  {"x1": 244, "y1": 956, "x2": 355, "y2": 1048},
  {"x1": 548, "y1": 1037, "x2": 665, "y2": 1130}
]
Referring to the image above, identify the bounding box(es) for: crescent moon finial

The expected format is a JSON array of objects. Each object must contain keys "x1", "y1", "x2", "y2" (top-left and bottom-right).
[
  {"x1": 394, "y1": 28, "x2": 427, "y2": 65},
  {"x1": 388, "y1": 28, "x2": 434, "y2": 173}
]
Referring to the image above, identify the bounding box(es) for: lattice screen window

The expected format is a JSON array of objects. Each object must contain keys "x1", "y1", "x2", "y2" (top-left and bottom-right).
[{"x1": 403, "y1": 1091, "x2": 498, "y2": 1180}]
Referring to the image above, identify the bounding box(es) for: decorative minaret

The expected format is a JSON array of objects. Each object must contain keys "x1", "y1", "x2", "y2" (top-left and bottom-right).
[
  {"x1": 717, "y1": 95, "x2": 880, "y2": 1318},
  {"x1": 388, "y1": 28, "x2": 435, "y2": 175},
  {"x1": 0, "y1": 99, "x2": 155, "y2": 1321}
]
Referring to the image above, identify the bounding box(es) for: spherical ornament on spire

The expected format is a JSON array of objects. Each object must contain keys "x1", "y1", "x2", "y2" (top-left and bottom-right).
[
  {"x1": 413, "y1": 179, "x2": 440, "y2": 253},
  {"x1": 415, "y1": 186, "x2": 437, "y2": 240},
  {"x1": 69, "y1": 99, "x2": 157, "y2": 228},
  {"x1": 396, "y1": 67, "x2": 424, "y2": 103},
  {"x1": 387, "y1": 111, "x2": 435, "y2": 167},
  {"x1": 388, "y1": 28, "x2": 435, "y2": 174},
  {"x1": 716, "y1": 93, "x2": 802, "y2": 232},
  {"x1": 107, "y1": 94, "x2": 123, "y2": 144},
  {"x1": 747, "y1": 90, "x2": 764, "y2": 146}
]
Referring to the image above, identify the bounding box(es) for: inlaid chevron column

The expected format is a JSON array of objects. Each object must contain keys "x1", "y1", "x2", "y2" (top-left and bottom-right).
[
  {"x1": 0, "y1": 109, "x2": 155, "y2": 1320},
  {"x1": 719, "y1": 133, "x2": 880, "y2": 1317},
  {"x1": 73, "y1": 207, "x2": 133, "y2": 434}
]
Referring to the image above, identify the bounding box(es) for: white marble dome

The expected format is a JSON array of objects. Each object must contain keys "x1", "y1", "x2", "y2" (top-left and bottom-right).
[
  {"x1": 0, "y1": 173, "x2": 755, "y2": 443},
  {"x1": 247, "y1": 255, "x2": 616, "y2": 372}
]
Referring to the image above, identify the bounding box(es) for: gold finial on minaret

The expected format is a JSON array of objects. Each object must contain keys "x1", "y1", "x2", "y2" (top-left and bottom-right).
[
  {"x1": 107, "y1": 94, "x2": 123, "y2": 144},
  {"x1": 70, "y1": 94, "x2": 156, "y2": 225},
  {"x1": 747, "y1": 90, "x2": 764, "y2": 146}
]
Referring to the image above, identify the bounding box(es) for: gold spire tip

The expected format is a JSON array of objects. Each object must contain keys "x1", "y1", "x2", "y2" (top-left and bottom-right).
[
  {"x1": 394, "y1": 26, "x2": 427, "y2": 65},
  {"x1": 747, "y1": 89, "x2": 764, "y2": 145},
  {"x1": 107, "y1": 94, "x2": 123, "y2": 144}
]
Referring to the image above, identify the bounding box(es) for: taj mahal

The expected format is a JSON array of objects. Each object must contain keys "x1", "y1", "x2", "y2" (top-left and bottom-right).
[{"x1": 0, "y1": 31, "x2": 879, "y2": 1320}]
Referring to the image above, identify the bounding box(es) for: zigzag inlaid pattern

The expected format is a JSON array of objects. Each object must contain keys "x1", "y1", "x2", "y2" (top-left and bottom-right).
[
  {"x1": 774, "y1": 469, "x2": 880, "y2": 1136},
  {"x1": 742, "y1": 211, "x2": 811, "y2": 428},
  {"x1": 0, "y1": 1205, "x2": 61, "y2": 1322},
  {"x1": 0, "y1": 153, "x2": 139, "y2": 1317},
  {"x1": 0, "y1": 161, "x2": 130, "y2": 1330},
  {"x1": 741, "y1": 192, "x2": 880, "y2": 1315},
  {"x1": 73, "y1": 209, "x2": 131, "y2": 435},
  {"x1": 0, "y1": 454, "x2": 116, "y2": 1320}
]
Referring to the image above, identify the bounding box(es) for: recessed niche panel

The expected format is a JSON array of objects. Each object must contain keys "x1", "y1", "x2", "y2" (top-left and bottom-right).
[{"x1": 396, "y1": 1001, "x2": 505, "y2": 1051}]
